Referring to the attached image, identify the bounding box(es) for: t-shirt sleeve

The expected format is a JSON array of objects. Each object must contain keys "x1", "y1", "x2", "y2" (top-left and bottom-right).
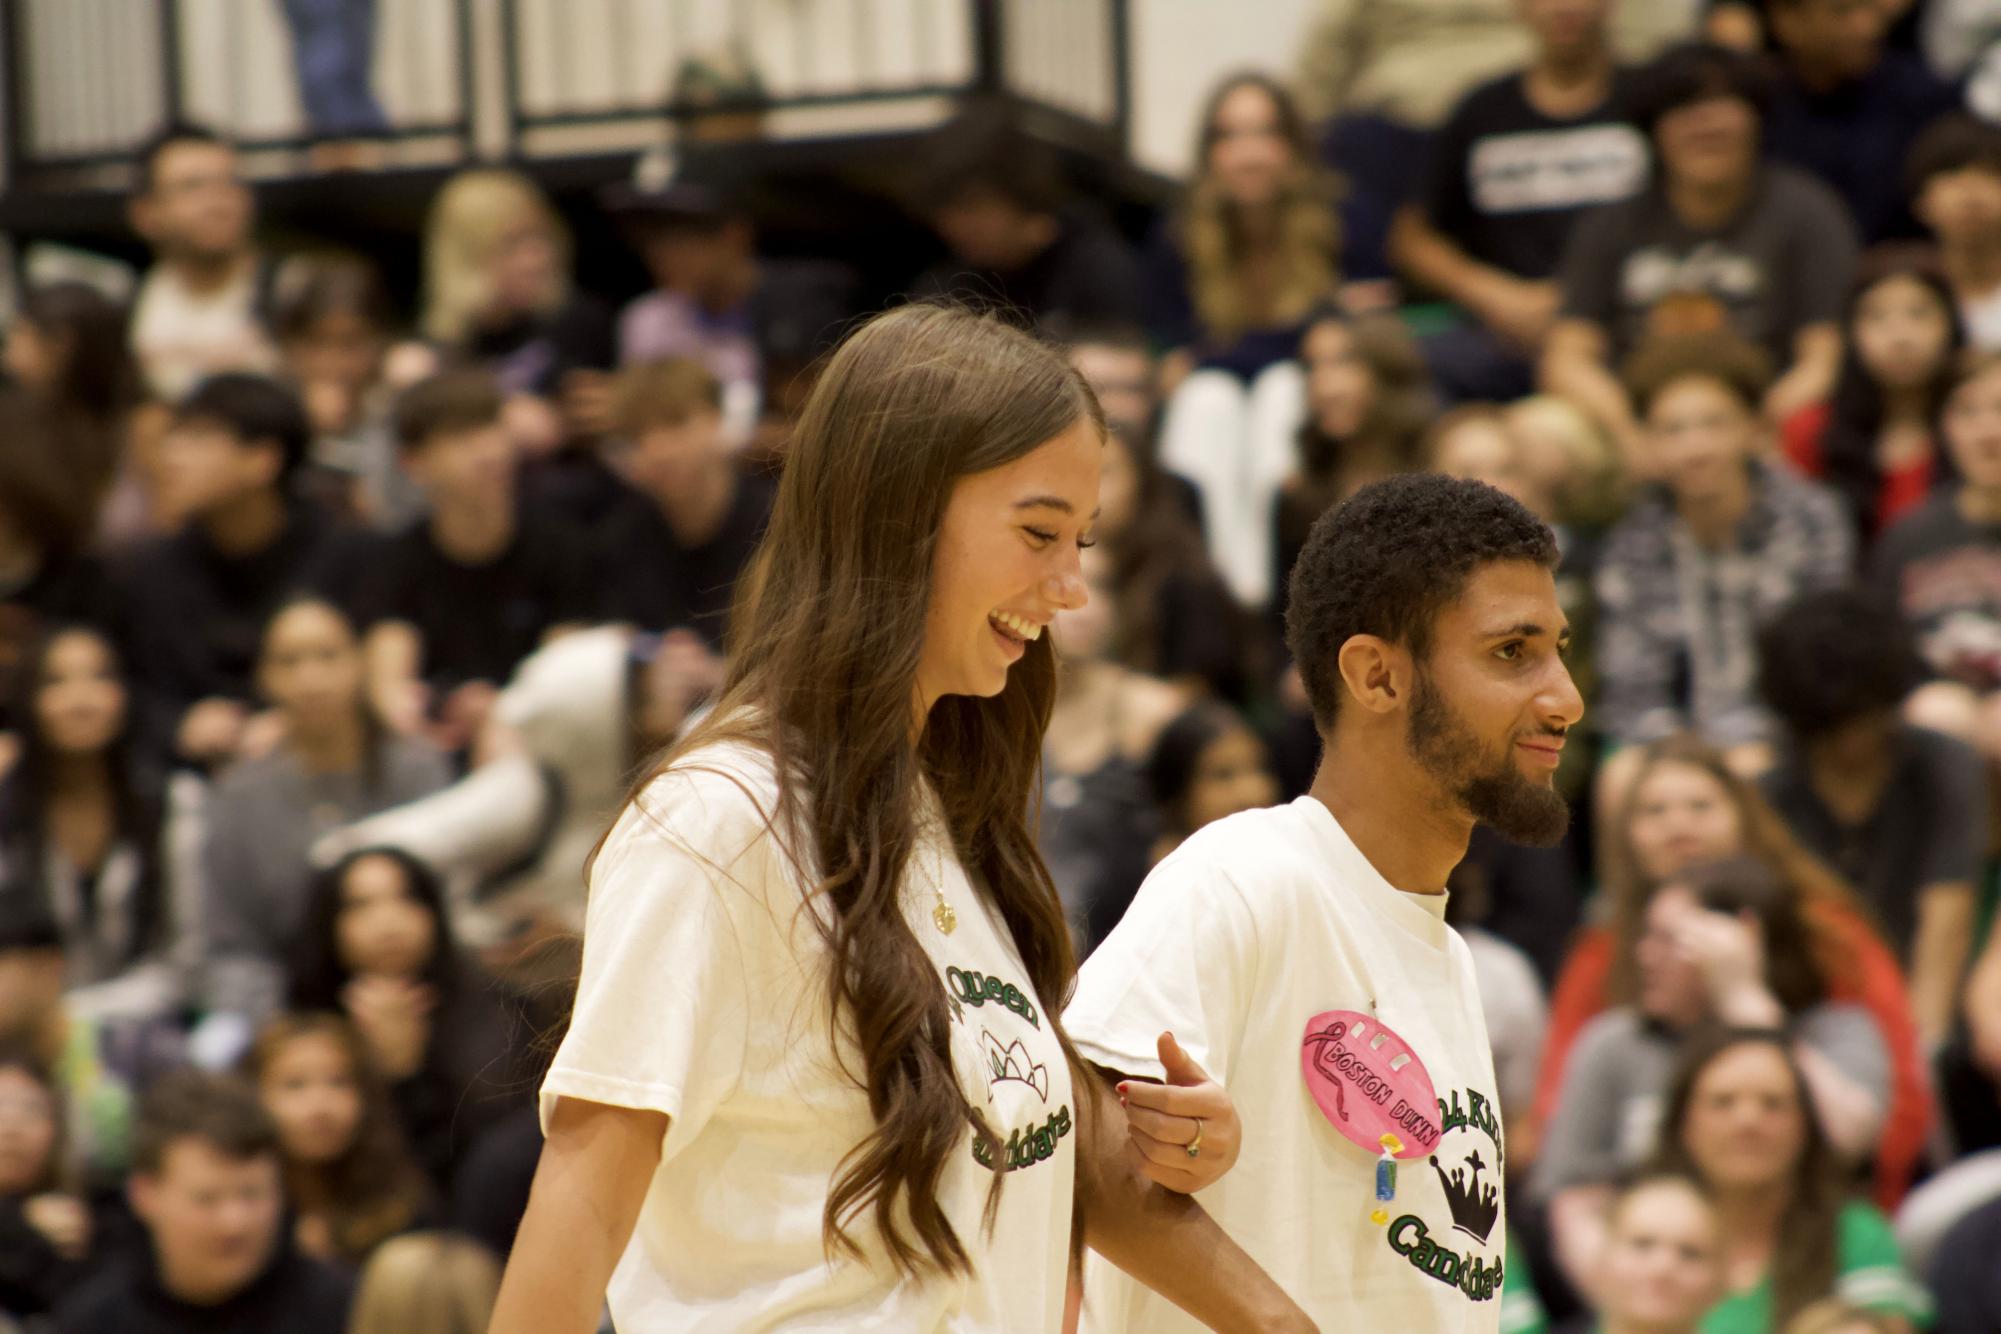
[
  {"x1": 1528, "y1": 1014, "x2": 1637, "y2": 1201},
  {"x1": 1834, "y1": 1202, "x2": 1935, "y2": 1323},
  {"x1": 1062, "y1": 845, "x2": 1262, "y2": 1086},
  {"x1": 1797, "y1": 1003, "x2": 1892, "y2": 1112},
  {"x1": 1916, "y1": 731, "x2": 1985, "y2": 889},
  {"x1": 1418, "y1": 97, "x2": 1478, "y2": 237},
  {"x1": 1786, "y1": 176, "x2": 1861, "y2": 331},
  {"x1": 540, "y1": 769, "x2": 774, "y2": 1156},
  {"x1": 1556, "y1": 204, "x2": 1626, "y2": 326}
]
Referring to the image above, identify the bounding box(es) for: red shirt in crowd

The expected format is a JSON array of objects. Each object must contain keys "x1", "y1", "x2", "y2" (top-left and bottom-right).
[{"x1": 1780, "y1": 401, "x2": 1937, "y2": 535}]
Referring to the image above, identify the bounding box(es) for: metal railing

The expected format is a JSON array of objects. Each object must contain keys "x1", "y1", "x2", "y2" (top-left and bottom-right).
[{"x1": 0, "y1": 0, "x2": 1130, "y2": 190}]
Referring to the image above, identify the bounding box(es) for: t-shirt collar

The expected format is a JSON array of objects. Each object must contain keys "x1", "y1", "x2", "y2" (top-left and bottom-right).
[{"x1": 1292, "y1": 795, "x2": 1453, "y2": 951}]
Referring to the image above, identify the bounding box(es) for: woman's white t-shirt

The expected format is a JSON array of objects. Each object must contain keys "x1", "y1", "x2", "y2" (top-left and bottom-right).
[
  {"x1": 1065, "y1": 796, "x2": 1506, "y2": 1333},
  {"x1": 541, "y1": 742, "x2": 1076, "y2": 1331}
]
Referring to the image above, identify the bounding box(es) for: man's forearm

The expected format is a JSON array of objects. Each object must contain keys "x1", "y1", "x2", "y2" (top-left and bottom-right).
[
  {"x1": 1914, "y1": 883, "x2": 1977, "y2": 1047},
  {"x1": 1076, "y1": 1075, "x2": 1314, "y2": 1333}
]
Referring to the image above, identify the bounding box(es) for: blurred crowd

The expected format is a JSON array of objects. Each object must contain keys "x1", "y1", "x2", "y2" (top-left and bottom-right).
[{"x1": 5, "y1": 0, "x2": 2001, "y2": 1330}]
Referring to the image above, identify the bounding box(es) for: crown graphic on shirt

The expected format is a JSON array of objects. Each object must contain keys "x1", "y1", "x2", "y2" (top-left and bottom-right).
[{"x1": 1429, "y1": 1149, "x2": 1500, "y2": 1244}]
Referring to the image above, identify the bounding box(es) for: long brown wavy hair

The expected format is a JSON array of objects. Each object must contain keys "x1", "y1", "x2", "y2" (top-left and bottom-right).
[
  {"x1": 1649, "y1": 1028, "x2": 1845, "y2": 1328},
  {"x1": 246, "y1": 1013, "x2": 431, "y2": 1265},
  {"x1": 1181, "y1": 72, "x2": 1341, "y2": 347},
  {"x1": 617, "y1": 303, "x2": 1102, "y2": 1277},
  {"x1": 1603, "y1": 735, "x2": 1867, "y2": 1007}
]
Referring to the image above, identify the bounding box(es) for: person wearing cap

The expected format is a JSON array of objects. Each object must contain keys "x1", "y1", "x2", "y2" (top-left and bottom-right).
[{"x1": 605, "y1": 152, "x2": 857, "y2": 451}]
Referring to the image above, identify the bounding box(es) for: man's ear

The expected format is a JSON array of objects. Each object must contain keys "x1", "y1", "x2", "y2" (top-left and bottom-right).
[
  {"x1": 1334, "y1": 634, "x2": 1411, "y2": 717},
  {"x1": 128, "y1": 1171, "x2": 157, "y2": 1223},
  {"x1": 243, "y1": 438, "x2": 285, "y2": 491},
  {"x1": 128, "y1": 194, "x2": 159, "y2": 245}
]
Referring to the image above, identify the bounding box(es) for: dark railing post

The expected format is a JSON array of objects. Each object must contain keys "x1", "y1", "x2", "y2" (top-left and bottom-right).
[
  {"x1": 159, "y1": 0, "x2": 185, "y2": 127},
  {"x1": 1108, "y1": 0, "x2": 1131, "y2": 151},
  {"x1": 0, "y1": 0, "x2": 23, "y2": 190},
  {"x1": 971, "y1": 0, "x2": 1003, "y2": 98},
  {"x1": 496, "y1": 0, "x2": 521, "y2": 159},
  {"x1": 454, "y1": 0, "x2": 478, "y2": 151}
]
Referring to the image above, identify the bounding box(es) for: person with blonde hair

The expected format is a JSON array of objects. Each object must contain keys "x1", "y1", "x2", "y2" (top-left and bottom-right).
[
  {"x1": 418, "y1": 168, "x2": 613, "y2": 442},
  {"x1": 346, "y1": 1231, "x2": 499, "y2": 1334},
  {"x1": 1149, "y1": 73, "x2": 1348, "y2": 608}
]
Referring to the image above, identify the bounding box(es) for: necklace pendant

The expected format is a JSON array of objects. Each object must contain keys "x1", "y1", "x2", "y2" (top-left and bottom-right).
[{"x1": 932, "y1": 899, "x2": 958, "y2": 934}]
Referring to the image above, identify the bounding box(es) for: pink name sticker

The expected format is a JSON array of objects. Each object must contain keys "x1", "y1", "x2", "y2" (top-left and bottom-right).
[{"x1": 1300, "y1": 1010, "x2": 1440, "y2": 1159}]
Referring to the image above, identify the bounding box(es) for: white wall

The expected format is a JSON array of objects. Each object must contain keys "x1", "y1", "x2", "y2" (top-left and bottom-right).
[{"x1": 1127, "y1": 0, "x2": 1321, "y2": 177}]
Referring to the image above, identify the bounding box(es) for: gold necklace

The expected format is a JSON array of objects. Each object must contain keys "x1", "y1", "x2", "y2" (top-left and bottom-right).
[{"x1": 916, "y1": 827, "x2": 956, "y2": 934}]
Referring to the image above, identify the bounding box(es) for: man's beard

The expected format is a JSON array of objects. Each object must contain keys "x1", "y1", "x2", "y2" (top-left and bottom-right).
[{"x1": 1406, "y1": 670, "x2": 1570, "y2": 847}]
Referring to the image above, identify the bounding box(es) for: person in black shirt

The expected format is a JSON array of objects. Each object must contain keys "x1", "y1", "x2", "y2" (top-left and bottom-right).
[
  {"x1": 1391, "y1": 0, "x2": 1649, "y2": 402},
  {"x1": 1762, "y1": 0, "x2": 1958, "y2": 242},
  {"x1": 109, "y1": 373, "x2": 370, "y2": 767},
  {"x1": 358, "y1": 369, "x2": 591, "y2": 753},
  {"x1": 908, "y1": 110, "x2": 1143, "y2": 334},
  {"x1": 55, "y1": 1069, "x2": 351, "y2": 1334},
  {"x1": 1754, "y1": 587, "x2": 1984, "y2": 1051},
  {"x1": 594, "y1": 359, "x2": 772, "y2": 650}
]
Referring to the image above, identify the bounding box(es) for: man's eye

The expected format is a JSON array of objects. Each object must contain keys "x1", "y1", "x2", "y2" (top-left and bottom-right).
[
  {"x1": 1024, "y1": 527, "x2": 1057, "y2": 545},
  {"x1": 1495, "y1": 643, "x2": 1522, "y2": 661}
]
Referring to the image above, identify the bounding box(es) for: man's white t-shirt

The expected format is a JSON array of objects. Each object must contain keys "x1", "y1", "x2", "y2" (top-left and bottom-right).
[
  {"x1": 1066, "y1": 796, "x2": 1506, "y2": 1333},
  {"x1": 542, "y1": 741, "x2": 1076, "y2": 1331},
  {"x1": 130, "y1": 260, "x2": 277, "y2": 399}
]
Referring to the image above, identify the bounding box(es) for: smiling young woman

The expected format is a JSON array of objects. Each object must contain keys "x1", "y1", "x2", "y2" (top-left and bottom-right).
[{"x1": 488, "y1": 304, "x2": 1309, "y2": 1333}]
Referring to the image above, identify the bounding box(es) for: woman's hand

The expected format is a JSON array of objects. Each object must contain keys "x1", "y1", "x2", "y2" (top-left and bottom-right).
[
  {"x1": 1677, "y1": 908, "x2": 1783, "y2": 1027},
  {"x1": 344, "y1": 974, "x2": 438, "y2": 1080},
  {"x1": 1115, "y1": 1032, "x2": 1240, "y2": 1194},
  {"x1": 24, "y1": 1193, "x2": 90, "y2": 1261}
]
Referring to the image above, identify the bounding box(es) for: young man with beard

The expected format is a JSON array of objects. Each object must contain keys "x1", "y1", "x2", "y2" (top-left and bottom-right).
[{"x1": 1066, "y1": 473, "x2": 1582, "y2": 1330}]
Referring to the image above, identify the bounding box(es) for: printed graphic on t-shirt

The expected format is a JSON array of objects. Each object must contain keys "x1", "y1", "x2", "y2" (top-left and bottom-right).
[
  {"x1": 1620, "y1": 241, "x2": 1764, "y2": 339},
  {"x1": 1383, "y1": 1086, "x2": 1507, "y2": 1303},
  {"x1": 1468, "y1": 124, "x2": 1647, "y2": 214},
  {"x1": 1887, "y1": 546, "x2": 2001, "y2": 689},
  {"x1": 946, "y1": 959, "x2": 1073, "y2": 1175}
]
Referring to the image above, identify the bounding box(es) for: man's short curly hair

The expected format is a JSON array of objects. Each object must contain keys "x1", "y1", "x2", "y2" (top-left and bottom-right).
[
  {"x1": 1284, "y1": 473, "x2": 1559, "y2": 729},
  {"x1": 1755, "y1": 587, "x2": 1919, "y2": 741}
]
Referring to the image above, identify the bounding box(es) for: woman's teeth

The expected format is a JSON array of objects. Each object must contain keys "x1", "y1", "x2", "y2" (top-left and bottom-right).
[{"x1": 991, "y1": 611, "x2": 1041, "y2": 640}]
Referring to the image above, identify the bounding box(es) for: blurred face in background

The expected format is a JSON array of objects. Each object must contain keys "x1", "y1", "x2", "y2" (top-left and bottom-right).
[
  {"x1": 258, "y1": 1032, "x2": 362, "y2": 1166},
  {"x1": 1851, "y1": 274, "x2": 1953, "y2": 392},
  {"x1": 1302, "y1": 319, "x2": 1377, "y2": 440},
  {"x1": 626, "y1": 407, "x2": 728, "y2": 507},
  {"x1": 1595, "y1": 1178, "x2": 1724, "y2": 1332},
  {"x1": 335, "y1": 854, "x2": 438, "y2": 981},
  {"x1": 152, "y1": 417, "x2": 277, "y2": 524},
  {"x1": 403, "y1": 420, "x2": 516, "y2": 516},
  {"x1": 639, "y1": 218, "x2": 750, "y2": 307},
  {"x1": 1092, "y1": 430, "x2": 1143, "y2": 545},
  {"x1": 0, "y1": 949, "x2": 63, "y2": 1048},
  {"x1": 488, "y1": 215, "x2": 561, "y2": 319},
  {"x1": 34, "y1": 629, "x2": 126, "y2": 757},
  {"x1": 1655, "y1": 94, "x2": 1760, "y2": 194},
  {"x1": 1916, "y1": 163, "x2": 2001, "y2": 247},
  {"x1": 1769, "y1": 0, "x2": 1883, "y2": 82},
  {"x1": 132, "y1": 1139, "x2": 284, "y2": 1304},
  {"x1": 1068, "y1": 342, "x2": 1155, "y2": 443},
  {"x1": 1680, "y1": 1042, "x2": 1809, "y2": 1194},
  {"x1": 0, "y1": 1066, "x2": 59, "y2": 1195},
  {"x1": 1180, "y1": 724, "x2": 1280, "y2": 832},
  {"x1": 282, "y1": 309, "x2": 386, "y2": 418},
  {"x1": 933, "y1": 186, "x2": 1051, "y2": 271},
  {"x1": 1517, "y1": 0, "x2": 1610, "y2": 64},
  {"x1": 1625, "y1": 760, "x2": 1746, "y2": 882},
  {"x1": 258, "y1": 602, "x2": 364, "y2": 738},
  {"x1": 1645, "y1": 376, "x2": 1758, "y2": 510},
  {"x1": 1205, "y1": 82, "x2": 1294, "y2": 211},
  {"x1": 134, "y1": 140, "x2": 253, "y2": 265},
  {"x1": 1052, "y1": 546, "x2": 1118, "y2": 666},
  {"x1": 1943, "y1": 363, "x2": 2001, "y2": 489},
  {"x1": 1431, "y1": 416, "x2": 1549, "y2": 518}
]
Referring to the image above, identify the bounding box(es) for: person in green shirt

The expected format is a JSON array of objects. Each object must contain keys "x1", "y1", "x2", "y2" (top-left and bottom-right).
[
  {"x1": 1586, "y1": 1170, "x2": 1726, "y2": 1334},
  {"x1": 1648, "y1": 1028, "x2": 1932, "y2": 1333}
]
